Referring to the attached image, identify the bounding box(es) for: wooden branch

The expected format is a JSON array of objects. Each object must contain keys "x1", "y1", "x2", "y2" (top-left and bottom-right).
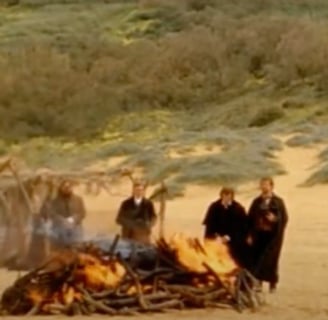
[
  {"x1": 0, "y1": 157, "x2": 11, "y2": 174},
  {"x1": 0, "y1": 191, "x2": 10, "y2": 223},
  {"x1": 8, "y1": 160, "x2": 34, "y2": 216},
  {"x1": 157, "y1": 182, "x2": 167, "y2": 239},
  {"x1": 120, "y1": 168, "x2": 135, "y2": 184}
]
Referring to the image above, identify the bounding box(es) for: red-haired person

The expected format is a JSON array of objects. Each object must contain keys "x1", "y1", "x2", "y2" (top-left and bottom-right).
[{"x1": 202, "y1": 187, "x2": 248, "y2": 268}]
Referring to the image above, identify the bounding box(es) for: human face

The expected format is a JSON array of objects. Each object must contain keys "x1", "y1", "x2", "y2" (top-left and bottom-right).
[
  {"x1": 221, "y1": 192, "x2": 233, "y2": 205},
  {"x1": 260, "y1": 179, "x2": 273, "y2": 196},
  {"x1": 133, "y1": 185, "x2": 145, "y2": 198},
  {"x1": 59, "y1": 182, "x2": 73, "y2": 197}
]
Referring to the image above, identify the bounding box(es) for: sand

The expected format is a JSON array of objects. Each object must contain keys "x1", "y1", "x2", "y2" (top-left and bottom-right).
[{"x1": 0, "y1": 140, "x2": 327, "y2": 319}]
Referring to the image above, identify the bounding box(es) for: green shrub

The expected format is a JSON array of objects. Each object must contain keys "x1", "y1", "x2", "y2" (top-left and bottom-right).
[
  {"x1": 304, "y1": 165, "x2": 328, "y2": 186},
  {"x1": 0, "y1": 0, "x2": 328, "y2": 142},
  {"x1": 249, "y1": 107, "x2": 285, "y2": 127}
]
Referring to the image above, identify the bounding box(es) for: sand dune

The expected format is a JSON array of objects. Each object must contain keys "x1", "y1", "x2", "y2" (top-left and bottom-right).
[{"x1": 0, "y1": 140, "x2": 327, "y2": 319}]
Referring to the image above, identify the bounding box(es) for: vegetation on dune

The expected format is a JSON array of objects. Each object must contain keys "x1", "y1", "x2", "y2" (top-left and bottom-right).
[
  {"x1": 109, "y1": 129, "x2": 284, "y2": 197},
  {"x1": 304, "y1": 147, "x2": 328, "y2": 186},
  {"x1": 1, "y1": 0, "x2": 328, "y2": 141},
  {"x1": 1, "y1": 0, "x2": 328, "y2": 192},
  {"x1": 2, "y1": 126, "x2": 285, "y2": 197}
]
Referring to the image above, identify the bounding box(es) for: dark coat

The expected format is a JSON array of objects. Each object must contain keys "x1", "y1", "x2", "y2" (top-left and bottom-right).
[
  {"x1": 40, "y1": 194, "x2": 86, "y2": 226},
  {"x1": 247, "y1": 194, "x2": 288, "y2": 283},
  {"x1": 116, "y1": 197, "x2": 157, "y2": 244},
  {"x1": 202, "y1": 200, "x2": 248, "y2": 267}
]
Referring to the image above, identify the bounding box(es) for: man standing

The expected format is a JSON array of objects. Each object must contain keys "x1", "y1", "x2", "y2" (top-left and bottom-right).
[
  {"x1": 41, "y1": 180, "x2": 86, "y2": 248},
  {"x1": 202, "y1": 187, "x2": 248, "y2": 267},
  {"x1": 116, "y1": 181, "x2": 157, "y2": 245},
  {"x1": 247, "y1": 177, "x2": 288, "y2": 293}
]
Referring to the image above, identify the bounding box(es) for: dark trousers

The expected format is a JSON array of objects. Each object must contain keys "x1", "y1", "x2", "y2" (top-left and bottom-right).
[{"x1": 251, "y1": 232, "x2": 278, "y2": 284}]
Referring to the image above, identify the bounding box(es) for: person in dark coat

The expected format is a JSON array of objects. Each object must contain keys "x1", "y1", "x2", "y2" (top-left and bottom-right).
[
  {"x1": 247, "y1": 177, "x2": 288, "y2": 293},
  {"x1": 202, "y1": 187, "x2": 248, "y2": 267},
  {"x1": 116, "y1": 181, "x2": 157, "y2": 245}
]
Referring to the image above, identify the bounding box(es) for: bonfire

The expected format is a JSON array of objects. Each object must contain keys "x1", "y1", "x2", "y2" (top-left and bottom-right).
[{"x1": 0, "y1": 234, "x2": 263, "y2": 316}]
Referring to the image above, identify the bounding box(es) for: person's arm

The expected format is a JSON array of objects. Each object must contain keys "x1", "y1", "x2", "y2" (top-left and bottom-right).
[
  {"x1": 279, "y1": 198, "x2": 288, "y2": 226},
  {"x1": 116, "y1": 201, "x2": 127, "y2": 226},
  {"x1": 230, "y1": 203, "x2": 248, "y2": 241},
  {"x1": 203, "y1": 203, "x2": 217, "y2": 239},
  {"x1": 147, "y1": 200, "x2": 157, "y2": 227},
  {"x1": 247, "y1": 199, "x2": 257, "y2": 222},
  {"x1": 116, "y1": 200, "x2": 138, "y2": 229},
  {"x1": 271, "y1": 197, "x2": 288, "y2": 233},
  {"x1": 246, "y1": 199, "x2": 258, "y2": 245}
]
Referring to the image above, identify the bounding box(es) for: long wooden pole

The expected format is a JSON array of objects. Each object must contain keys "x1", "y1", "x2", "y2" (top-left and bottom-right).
[
  {"x1": 0, "y1": 157, "x2": 11, "y2": 174},
  {"x1": 8, "y1": 160, "x2": 36, "y2": 265},
  {"x1": 8, "y1": 160, "x2": 34, "y2": 216},
  {"x1": 156, "y1": 182, "x2": 167, "y2": 239}
]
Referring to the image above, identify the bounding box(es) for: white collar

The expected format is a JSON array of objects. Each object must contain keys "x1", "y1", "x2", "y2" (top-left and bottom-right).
[
  {"x1": 134, "y1": 197, "x2": 143, "y2": 205},
  {"x1": 221, "y1": 200, "x2": 232, "y2": 208}
]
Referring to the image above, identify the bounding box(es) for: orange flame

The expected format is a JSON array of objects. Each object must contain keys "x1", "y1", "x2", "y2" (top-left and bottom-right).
[
  {"x1": 167, "y1": 234, "x2": 238, "y2": 277},
  {"x1": 74, "y1": 253, "x2": 126, "y2": 290},
  {"x1": 27, "y1": 252, "x2": 126, "y2": 307},
  {"x1": 26, "y1": 234, "x2": 237, "y2": 311}
]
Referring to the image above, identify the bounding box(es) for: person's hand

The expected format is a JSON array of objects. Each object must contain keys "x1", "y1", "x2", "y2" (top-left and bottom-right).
[
  {"x1": 65, "y1": 217, "x2": 75, "y2": 228},
  {"x1": 266, "y1": 212, "x2": 277, "y2": 222},
  {"x1": 67, "y1": 217, "x2": 75, "y2": 224},
  {"x1": 246, "y1": 235, "x2": 253, "y2": 245}
]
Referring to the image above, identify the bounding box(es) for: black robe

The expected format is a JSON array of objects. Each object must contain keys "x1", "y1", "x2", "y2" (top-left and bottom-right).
[
  {"x1": 247, "y1": 194, "x2": 288, "y2": 284},
  {"x1": 116, "y1": 197, "x2": 157, "y2": 244},
  {"x1": 202, "y1": 200, "x2": 248, "y2": 267}
]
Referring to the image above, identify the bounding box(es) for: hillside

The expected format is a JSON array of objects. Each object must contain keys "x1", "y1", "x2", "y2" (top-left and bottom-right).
[{"x1": 1, "y1": 0, "x2": 328, "y2": 195}]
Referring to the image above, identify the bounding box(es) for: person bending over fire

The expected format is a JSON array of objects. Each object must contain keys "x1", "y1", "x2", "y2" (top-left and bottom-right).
[
  {"x1": 202, "y1": 187, "x2": 249, "y2": 268},
  {"x1": 247, "y1": 177, "x2": 288, "y2": 293},
  {"x1": 40, "y1": 180, "x2": 86, "y2": 248},
  {"x1": 116, "y1": 181, "x2": 157, "y2": 245}
]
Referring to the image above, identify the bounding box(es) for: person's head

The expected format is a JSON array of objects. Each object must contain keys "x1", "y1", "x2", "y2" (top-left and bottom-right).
[
  {"x1": 132, "y1": 181, "x2": 146, "y2": 199},
  {"x1": 259, "y1": 177, "x2": 274, "y2": 195},
  {"x1": 220, "y1": 187, "x2": 234, "y2": 204},
  {"x1": 58, "y1": 180, "x2": 74, "y2": 197}
]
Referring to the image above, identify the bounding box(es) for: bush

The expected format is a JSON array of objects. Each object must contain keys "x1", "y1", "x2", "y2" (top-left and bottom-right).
[
  {"x1": 286, "y1": 134, "x2": 324, "y2": 147},
  {"x1": 92, "y1": 143, "x2": 142, "y2": 158},
  {"x1": 304, "y1": 165, "x2": 328, "y2": 186},
  {"x1": 249, "y1": 107, "x2": 285, "y2": 127},
  {"x1": 1, "y1": 0, "x2": 328, "y2": 141}
]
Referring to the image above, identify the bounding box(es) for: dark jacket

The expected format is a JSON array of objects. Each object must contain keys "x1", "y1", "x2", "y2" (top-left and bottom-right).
[
  {"x1": 116, "y1": 197, "x2": 157, "y2": 244},
  {"x1": 203, "y1": 199, "x2": 247, "y2": 240},
  {"x1": 203, "y1": 199, "x2": 248, "y2": 266},
  {"x1": 247, "y1": 194, "x2": 288, "y2": 283}
]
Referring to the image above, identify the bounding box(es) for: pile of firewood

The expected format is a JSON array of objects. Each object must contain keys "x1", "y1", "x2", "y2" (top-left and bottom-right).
[{"x1": 0, "y1": 235, "x2": 263, "y2": 316}]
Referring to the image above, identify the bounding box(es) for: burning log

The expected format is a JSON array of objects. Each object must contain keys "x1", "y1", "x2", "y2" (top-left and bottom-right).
[{"x1": 0, "y1": 235, "x2": 263, "y2": 316}]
